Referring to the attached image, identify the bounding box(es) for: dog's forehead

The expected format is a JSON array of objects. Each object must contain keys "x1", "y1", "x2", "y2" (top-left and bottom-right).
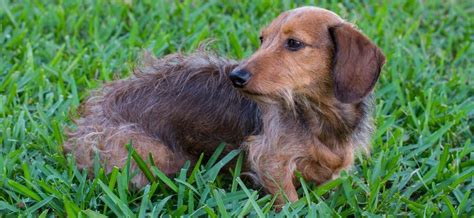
[
  {"x1": 262, "y1": 7, "x2": 343, "y2": 35},
  {"x1": 290, "y1": 7, "x2": 342, "y2": 20}
]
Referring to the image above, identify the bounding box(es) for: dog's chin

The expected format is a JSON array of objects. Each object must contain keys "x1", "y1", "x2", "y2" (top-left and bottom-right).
[
  {"x1": 241, "y1": 89, "x2": 263, "y2": 96},
  {"x1": 239, "y1": 89, "x2": 281, "y2": 104},
  {"x1": 239, "y1": 89, "x2": 266, "y2": 101}
]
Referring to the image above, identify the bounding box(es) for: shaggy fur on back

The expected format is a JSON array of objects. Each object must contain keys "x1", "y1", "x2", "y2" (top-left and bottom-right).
[
  {"x1": 105, "y1": 52, "x2": 262, "y2": 154},
  {"x1": 64, "y1": 52, "x2": 262, "y2": 182}
]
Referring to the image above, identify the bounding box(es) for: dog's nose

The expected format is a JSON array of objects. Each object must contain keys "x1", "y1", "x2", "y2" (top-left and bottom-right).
[{"x1": 229, "y1": 69, "x2": 251, "y2": 88}]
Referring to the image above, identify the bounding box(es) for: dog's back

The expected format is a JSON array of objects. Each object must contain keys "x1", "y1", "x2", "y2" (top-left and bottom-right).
[
  {"x1": 105, "y1": 52, "x2": 261, "y2": 153},
  {"x1": 64, "y1": 52, "x2": 261, "y2": 180}
]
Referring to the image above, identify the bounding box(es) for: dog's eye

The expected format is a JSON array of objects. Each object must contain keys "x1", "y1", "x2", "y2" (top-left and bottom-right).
[
  {"x1": 259, "y1": 36, "x2": 263, "y2": 44},
  {"x1": 285, "y1": 38, "x2": 304, "y2": 51}
]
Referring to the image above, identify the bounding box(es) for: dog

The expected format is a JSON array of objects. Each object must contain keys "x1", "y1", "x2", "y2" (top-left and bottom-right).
[{"x1": 64, "y1": 6, "x2": 385, "y2": 204}]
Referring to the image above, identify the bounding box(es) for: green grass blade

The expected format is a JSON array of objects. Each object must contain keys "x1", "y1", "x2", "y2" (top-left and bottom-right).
[
  {"x1": 128, "y1": 143, "x2": 156, "y2": 183},
  {"x1": 7, "y1": 179, "x2": 42, "y2": 202},
  {"x1": 98, "y1": 180, "x2": 134, "y2": 217},
  {"x1": 151, "y1": 167, "x2": 178, "y2": 193},
  {"x1": 236, "y1": 177, "x2": 264, "y2": 217}
]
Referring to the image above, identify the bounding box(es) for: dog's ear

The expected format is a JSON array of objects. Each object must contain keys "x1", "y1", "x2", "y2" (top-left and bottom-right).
[{"x1": 328, "y1": 23, "x2": 385, "y2": 103}]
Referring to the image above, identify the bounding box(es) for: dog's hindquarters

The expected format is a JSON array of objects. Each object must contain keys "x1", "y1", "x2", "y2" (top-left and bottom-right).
[{"x1": 63, "y1": 90, "x2": 189, "y2": 187}]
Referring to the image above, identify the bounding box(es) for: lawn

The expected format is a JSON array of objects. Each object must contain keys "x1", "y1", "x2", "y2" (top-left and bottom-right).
[{"x1": 0, "y1": 0, "x2": 473, "y2": 217}]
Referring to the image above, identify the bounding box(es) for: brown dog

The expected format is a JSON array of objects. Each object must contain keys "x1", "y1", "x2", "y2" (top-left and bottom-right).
[{"x1": 64, "y1": 6, "x2": 385, "y2": 204}]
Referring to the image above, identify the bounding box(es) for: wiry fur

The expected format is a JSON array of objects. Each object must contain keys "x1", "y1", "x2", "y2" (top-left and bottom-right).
[
  {"x1": 64, "y1": 51, "x2": 262, "y2": 187},
  {"x1": 64, "y1": 6, "x2": 385, "y2": 205},
  {"x1": 244, "y1": 94, "x2": 374, "y2": 202}
]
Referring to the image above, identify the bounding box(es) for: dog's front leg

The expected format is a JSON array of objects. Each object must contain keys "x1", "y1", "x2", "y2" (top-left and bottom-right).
[
  {"x1": 245, "y1": 136, "x2": 299, "y2": 205},
  {"x1": 262, "y1": 169, "x2": 299, "y2": 205}
]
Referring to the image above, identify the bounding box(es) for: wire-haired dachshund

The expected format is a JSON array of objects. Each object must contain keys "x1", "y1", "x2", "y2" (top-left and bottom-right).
[{"x1": 64, "y1": 6, "x2": 385, "y2": 204}]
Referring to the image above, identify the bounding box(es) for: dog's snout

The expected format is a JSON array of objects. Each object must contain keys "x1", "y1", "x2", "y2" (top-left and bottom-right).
[{"x1": 229, "y1": 69, "x2": 251, "y2": 88}]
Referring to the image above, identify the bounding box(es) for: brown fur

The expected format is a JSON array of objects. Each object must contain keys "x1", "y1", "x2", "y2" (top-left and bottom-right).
[{"x1": 63, "y1": 7, "x2": 385, "y2": 204}]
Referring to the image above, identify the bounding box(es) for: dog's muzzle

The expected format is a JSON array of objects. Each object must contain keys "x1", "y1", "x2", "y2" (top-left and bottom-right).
[{"x1": 229, "y1": 69, "x2": 251, "y2": 88}]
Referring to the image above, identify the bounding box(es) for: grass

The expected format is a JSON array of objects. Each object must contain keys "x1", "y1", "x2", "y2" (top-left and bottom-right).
[{"x1": 0, "y1": 0, "x2": 473, "y2": 216}]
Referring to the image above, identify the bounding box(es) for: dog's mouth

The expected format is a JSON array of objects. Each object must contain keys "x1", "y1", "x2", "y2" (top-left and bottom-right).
[{"x1": 241, "y1": 89, "x2": 263, "y2": 96}]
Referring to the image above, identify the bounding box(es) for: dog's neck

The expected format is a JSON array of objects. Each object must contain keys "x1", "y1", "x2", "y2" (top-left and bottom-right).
[{"x1": 258, "y1": 93, "x2": 372, "y2": 149}]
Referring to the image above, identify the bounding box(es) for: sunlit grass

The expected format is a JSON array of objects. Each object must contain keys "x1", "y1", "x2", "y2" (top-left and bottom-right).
[{"x1": 0, "y1": 0, "x2": 473, "y2": 216}]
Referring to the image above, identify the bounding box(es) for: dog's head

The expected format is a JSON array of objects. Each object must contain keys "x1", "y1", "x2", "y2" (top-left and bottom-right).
[{"x1": 229, "y1": 7, "x2": 385, "y2": 104}]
